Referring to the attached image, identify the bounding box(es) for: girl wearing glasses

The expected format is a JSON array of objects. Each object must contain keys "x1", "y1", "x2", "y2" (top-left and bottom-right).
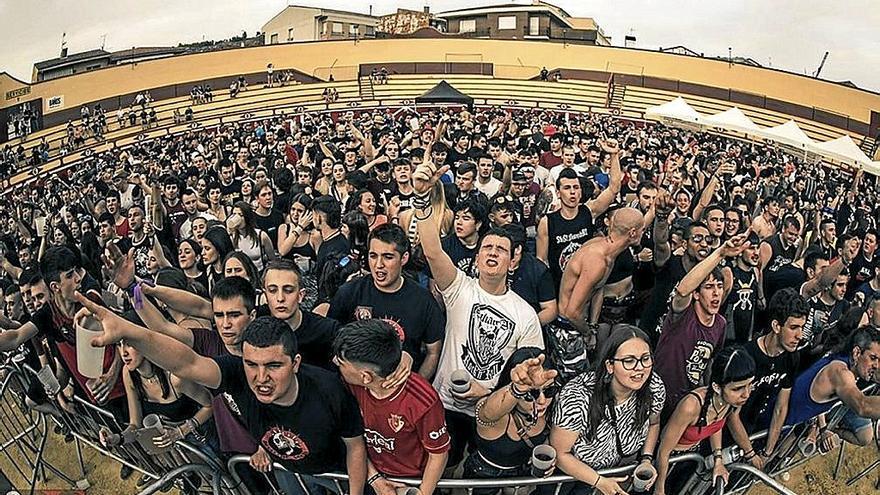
[
  {"x1": 654, "y1": 346, "x2": 756, "y2": 495},
  {"x1": 550, "y1": 325, "x2": 664, "y2": 495},
  {"x1": 465, "y1": 347, "x2": 559, "y2": 493}
]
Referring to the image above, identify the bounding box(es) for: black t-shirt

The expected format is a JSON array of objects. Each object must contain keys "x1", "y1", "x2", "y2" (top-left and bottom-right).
[
  {"x1": 253, "y1": 310, "x2": 339, "y2": 369},
  {"x1": 315, "y1": 233, "x2": 351, "y2": 279},
  {"x1": 367, "y1": 178, "x2": 397, "y2": 214},
  {"x1": 220, "y1": 179, "x2": 243, "y2": 206},
  {"x1": 763, "y1": 263, "x2": 806, "y2": 306},
  {"x1": 847, "y1": 252, "x2": 878, "y2": 297},
  {"x1": 211, "y1": 356, "x2": 363, "y2": 474},
  {"x1": 640, "y1": 255, "x2": 688, "y2": 338},
  {"x1": 254, "y1": 209, "x2": 285, "y2": 250},
  {"x1": 192, "y1": 327, "x2": 229, "y2": 359},
  {"x1": 508, "y1": 253, "x2": 556, "y2": 314},
  {"x1": 740, "y1": 339, "x2": 799, "y2": 430},
  {"x1": 441, "y1": 235, "x2": 477, "y2": 277},
  {"x1": 328, "y1": 276, "x2": 445, "y2": 370},
  {"x1": 130, "y1": 234, "x2": 153, "y2": 280}
]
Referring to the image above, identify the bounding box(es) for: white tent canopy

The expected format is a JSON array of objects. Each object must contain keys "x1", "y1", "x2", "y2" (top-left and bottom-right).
[
  {"x1": 811, "y1": 135, "x2": 872, "y2": 168},
  {"x1": 866, "y1": 162, "x2": 880, "y2": 177},
  {"x1": 758, "y1": 120, "x2": 815, "y2": 149},
  {"x1": 701, "y1": 107, "x2": 761, "y2": 133},
  {"x1": 644, "y1": 97, "x2": 701, "y2": 124}
]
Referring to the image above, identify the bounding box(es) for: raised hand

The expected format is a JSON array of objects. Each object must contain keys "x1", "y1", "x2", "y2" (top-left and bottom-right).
[
  {"x1": 412, "y1": 164, "x2": 450, "y2": 197},
  {"x1": 73, "y1": 292, "x2": 127, "y2": 347},
  {"x1": 599, "y1": 138, "x2": 620, "y2": 155},
  {"x1": 510, "y1": 354, "x2": 558, "y2": 390},
  {"x1": 720, "y1": 232, "x2": 750, "y2": 258}
]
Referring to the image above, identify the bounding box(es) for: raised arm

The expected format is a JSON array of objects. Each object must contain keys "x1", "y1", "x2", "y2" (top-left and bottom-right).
[
  {"x1": 653, "y1": 190, "x2": 674, "y2": 268},
  {"x1": 800, "y1": 237, "x2": 858, "y2": 299},
  {"x1": 831, "y1": 362, "x2": 880, "y2": 419},
  {"x1": 132, "y1": 290, "x2": 195, "y2": 347},
  {"x1": 0, "y1": 321, "x2": 39, "y2": 352},
  {"x1": 75, "y1": 292, "x2": 222, "y2": 389},
  {"x1": 671, "y1": 234, "x2": 749, "y2": 314},
  {"x1": 141, "y1": 284, "x2": 213, "y2": 320},
  {"x1": 413, "y1": 163, "x2": 456, "y2": 290},
  {"x1": 586, "y1": 139, "x2": 622, "y2": 217}
]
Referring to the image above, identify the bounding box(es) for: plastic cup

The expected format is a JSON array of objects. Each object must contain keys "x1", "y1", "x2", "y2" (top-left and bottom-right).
[
  {"x1": 631, "y1": 463, "x2": 656, "y2": 492},
  {"x1": 36, "y1": 365, "x2": 61, "y2": 395},
  {"x1": 530, "y1": 445, "x2": 556, "y2": 478},
  {"x1": 34, "y1": 216, "x2": 47, "y2": 235},
  {"x1": 140, "y1": 414, "x2": 171, "y2": 454},
  {"x1": 450, "y1": 370, "x2": 472, "y2": 394},
  {"x1": 74, "y1": 314, "x2": 105, "y2": 379},
  {"x1": 798, "y1": 438, "x2": 817, "y2": 456}
]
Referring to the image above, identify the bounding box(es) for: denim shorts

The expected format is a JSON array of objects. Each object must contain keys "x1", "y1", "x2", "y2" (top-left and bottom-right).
[{"x1": 840, "y1": 408, "x2": 873, "y2": 434}]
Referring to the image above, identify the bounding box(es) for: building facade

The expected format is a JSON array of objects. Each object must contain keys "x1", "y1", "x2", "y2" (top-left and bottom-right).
[
  {"x1": 262, "y1": 5, "x2": 378, "y2": 45},
  {"x1": 435, "y1": 1, "x2": 609, "y2": 45}
]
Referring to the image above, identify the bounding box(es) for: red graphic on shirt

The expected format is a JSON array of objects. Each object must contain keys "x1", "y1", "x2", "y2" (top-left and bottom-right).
[
  {"x1": 388, "y1": 414, "x2": 405, "y2": 433},
  {"x1": 382, "y1": 318, "x2": 406, "y2": 342},
  {"x1": 262, "y1": 427, "x2": 310, "y2": 461}
]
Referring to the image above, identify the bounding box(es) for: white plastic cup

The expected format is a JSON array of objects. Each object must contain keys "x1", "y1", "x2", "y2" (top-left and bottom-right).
[
  {"x1": 34, "y1": 216, "x2": 47, "y2": 235},
  {"x1": 530, "y1": 445, "x2": 557, "y2": 478},
  {"x1": 798, "y1": 438, "x2": 817, "y2": 457},
  {"x1": 450, "y1": 369, "x2": 472, "y2": 394},
  {"x1": 140, "y1": 413, "x2": 171, "y2": 454},
  {"x1": 74, "y1": 314, "x2": 105, "y2": 379},
  {"x1": 631, "y1": 463, "x2": 656, "y2": 492}
]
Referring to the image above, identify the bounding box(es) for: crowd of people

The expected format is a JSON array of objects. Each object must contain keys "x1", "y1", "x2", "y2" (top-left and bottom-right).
[{"x1": 0, "y1": 104, "x2": 879, "y2": 495}]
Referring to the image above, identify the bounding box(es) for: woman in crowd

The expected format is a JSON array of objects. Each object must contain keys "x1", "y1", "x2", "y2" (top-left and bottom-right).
[
  {"x1": 277, "y1": 193, "x2": 318, "y2": 271},
  {"x1": 200, "y1": 226, "x2": 234, "y2": 291},
  {"x1": 223, "y1": 251, "x2": 262, "y2": 293},
  {"x1": 205, "y1": 182, "x2": 229, "y2": 222},
  {"x1": 654, "y1": 346, "x2": 756, "y2": 495},
  {"x1": 226, "y1": 201, "x2": 275, "y2": 272},
  {"x1": 178, "y1": 239, "x2": 209, "y2": 291},
  {"x1": 348, "y1": 189, "x2": 387, "y2": 232},
  {"x1": 314, "y1": 157, "x2": 334, "y2": 196},
  {"x1": 464, "y1": 348, "x2": 558, "y2": 493},
  {"x1": 240, "y1": 178, "x2": 254, "y2": 205},
  {"x1": 330, "y1": 163, "x2": 350, "y2": 208},
  {"x1": 551, "y1": 325, "x2": 664, "y2": 495},
  {"x1": 341, "y1": 211, "x2": 369, "y2": 265}
]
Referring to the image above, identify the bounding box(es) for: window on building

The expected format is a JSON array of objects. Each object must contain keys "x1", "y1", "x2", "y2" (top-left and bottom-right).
[
  {"x1": 529, "y1": 16, "x2": 540, "y2": 36},
  {"x1": 460, "y1": 19, "x2": 476, "y2": 33},
  {"x1": 287, "y1": 28, "x2": 294, "y2": 40},
  {"x1": 332, "y1": 22, "x2": 343, "y2": 34},
  {"x1": 498, "y1": 16, "x2": 516, "y2": 30},
  {"x1": 270, "y1": 33, "x2": 279, "y2": 44},
  {"x1": 350, "y1": 24, "x2": 358, "y2": 35},
  {"x1": 365, "y1": 26, "x2": 375, "y2": 36}
]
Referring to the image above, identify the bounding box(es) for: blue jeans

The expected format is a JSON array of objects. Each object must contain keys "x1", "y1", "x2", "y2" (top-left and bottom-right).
[{"x1": 275, "y1": 471, "x2": 341, "y2": 495}]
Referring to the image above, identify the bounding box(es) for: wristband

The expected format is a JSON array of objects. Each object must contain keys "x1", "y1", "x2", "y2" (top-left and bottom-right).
[
  {"x1": 639, "y1": 453, "x2": 654, "y2": 463},
  {"x1": 367, "y1": 473, "x2": 384, "y2": 486},
  {"x1": 509, "y1": 382, "x2": 533, "y2": 402},
  {"x1": 412, "y1": 193, "x2": 431, "y2": 210},
  {"x1": 414, "y1": 206, "x2": 433, "y2": 222}
]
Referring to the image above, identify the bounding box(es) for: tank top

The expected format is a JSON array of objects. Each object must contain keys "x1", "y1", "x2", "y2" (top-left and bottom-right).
[
  {"x1": 236, "y1": 232, "x2": 265, "y2": 271},
  {"x1": 546, "y1": 205, "x2": 595, "y2": 288},
  {"x1": 766, "y1": 234, "x2": 797, "y2": 273},
  {"x1": 474, "y1": 414, "x2": 550, "y2": 469},
  {"x1": 678, "y1": 391, "x2": 729, "y2": 446},
  {"x1": 785, "y1": 353, "x2": 849, "y2": 426},
  {"x1": 722, "y1": 264, "x2": 758, "y2": 343},
  {"x1": 139, "y1": 378, "x2": 201, "y2": 423}
]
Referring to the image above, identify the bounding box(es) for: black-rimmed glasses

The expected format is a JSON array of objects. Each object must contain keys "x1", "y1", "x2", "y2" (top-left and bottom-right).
[{"x1": 609, "y1": 354, "x2": 653, "y2": 370}]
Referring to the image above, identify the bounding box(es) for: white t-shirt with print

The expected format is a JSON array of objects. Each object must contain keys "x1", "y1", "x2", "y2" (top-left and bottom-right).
[{"x1": 433, "y1": 270, "x2": 544, "y2": 416}]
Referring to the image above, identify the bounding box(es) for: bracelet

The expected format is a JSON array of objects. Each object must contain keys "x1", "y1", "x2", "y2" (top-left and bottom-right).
[
  {"x1": 367, "y1": 473, "x2": 384, "y2": 486},
  {"x1": 759, "y1": 448, "x2": 772, "y2": 458},
  {"x1": 639, "y1": 453, "x2": 654, "y2": 463},
  {"x1": 414, "y1": 206, "x2": 433, "y2": 222},
  {"x1": 742, "y1": 449, "x2": 756, "y2": 460},
  {"x1": 590, "y1": 474, "x2": 602, "y2": 488},
  {"x1": 509, "y1": 382, "x2": 533, "y2": 402},
  {"x1": 713, "y1": 449, "x2": 723, "y2": 459},
  {"x1": 412, "y1": 193, "x2": 431, "y2": 210}
]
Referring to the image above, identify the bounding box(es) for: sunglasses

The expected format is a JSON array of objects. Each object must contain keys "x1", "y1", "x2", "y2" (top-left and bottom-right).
[
  {"x1": 689, "y1": 234, "x2": 719, "y2": 245},
  {"x1": 524, "y1": 384, "x2": 561, "y2": 401}
]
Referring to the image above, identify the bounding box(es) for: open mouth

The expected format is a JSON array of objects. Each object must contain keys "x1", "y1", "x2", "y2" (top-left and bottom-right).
[
  {"x1": 485, "y1": 259, "x2": 499, "y2": 267},
  {"x1": 254, "y1": 385, "x2": 273, "y2": 398},
  {"x1": 698, "y1": 249, "x2": 710, "y2": 258}
]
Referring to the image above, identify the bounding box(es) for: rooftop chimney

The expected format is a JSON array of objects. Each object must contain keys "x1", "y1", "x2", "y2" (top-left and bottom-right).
[
  {"x1": 424, "y1": 6, "x2": 430, "y2": 14},
  {"x1": 61, "y1": 47, "x2": 68, "y2": 58}
]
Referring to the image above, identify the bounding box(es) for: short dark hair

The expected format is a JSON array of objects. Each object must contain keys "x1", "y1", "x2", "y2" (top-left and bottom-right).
[
  {"x1": 454, "y1": 196, "x2": 488, "y2": 227},
  {"x1": 40, "y1": 246, "x2": 81, "y2": 284},
  {"x1": 263, "y1": 258, "x2": 303, "y2": 289},
  {"x1": 211, "y1": 276, "x2": 256, "y2": 313},
  {"x1": 312, "y1": 196, "x2": 342, "y2": 229},
  {"x1": 477, "y1": 226, "x2": 515, "y2": 252},
  {"x1": 804, "y1": 251, "x2": 829, "y2": 273},
  {"x1": 242, "y1": 316, "x2": 299, "y2": 359},
  {"x1": 636, "y1": 181, "x2": 658, "y2": 195},
  {"x1": 848, "y1": 325, "x2": 880, "y2": 356},
  {"x1": 555, "y1": 167, "x2": 580, "y2": 189},
  {"x1": 456, "y1": 161, "x2": 477, "y2": 177},
  {"x1": 332, "y1": 319, "x2": 402, "y2": 377},
  {"x1": 781, "y1": 215, "x2": 801, "y2": 231},
  {"x1": 768, "y1": 288, "x2": 809, "y2": 328},
  {"x1": 368, "y1": 223, "x2": 410, "y2": 255}
]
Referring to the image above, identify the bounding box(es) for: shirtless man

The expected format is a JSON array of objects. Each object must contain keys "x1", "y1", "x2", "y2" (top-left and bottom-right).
[
  {"x1": 751, "y1": 196, "x2": 781, "y2": 240},
  {"x1": 547, "y1": 207, "x2": 645, "y2": 381}
]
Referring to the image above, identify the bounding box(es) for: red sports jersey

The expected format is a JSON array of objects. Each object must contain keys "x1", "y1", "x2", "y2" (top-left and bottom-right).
[{"x1": 348, "y1": 373, "x2": 450, "y2": 477}]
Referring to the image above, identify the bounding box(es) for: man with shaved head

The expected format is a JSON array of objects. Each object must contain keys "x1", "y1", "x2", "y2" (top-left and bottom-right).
[{"x1": 549, "y1": 206, "x2": 646, "y2": 380}]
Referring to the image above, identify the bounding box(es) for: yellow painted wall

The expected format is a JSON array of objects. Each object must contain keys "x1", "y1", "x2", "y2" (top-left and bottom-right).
[{"x1": 2, "y1": 38, "x2": 878, "y2": 124}]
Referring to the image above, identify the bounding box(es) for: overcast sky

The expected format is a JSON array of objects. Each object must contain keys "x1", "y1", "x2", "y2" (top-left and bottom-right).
[{"x1": 1, "y1": 0, "x2": 877, "y2": 91}]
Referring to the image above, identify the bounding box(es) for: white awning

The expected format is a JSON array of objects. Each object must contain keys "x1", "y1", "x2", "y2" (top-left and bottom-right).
[
  {"x1": 643, "y1": 97, "x2": 701, "y2": 124},
  {"x1": 757, "y1": 120, "x2": 815, "y2": 149},
  {"x1": 702, "y1": 107, "x2": 761, "y2": 131},
  {"x1": 810, "y1": 135, "x2": 872, "y2": 168}
]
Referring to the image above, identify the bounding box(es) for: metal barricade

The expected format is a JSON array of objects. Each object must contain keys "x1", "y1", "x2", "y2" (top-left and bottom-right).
[{"x1": 0, "y1": 363, "x2": 83, "y2": 492}]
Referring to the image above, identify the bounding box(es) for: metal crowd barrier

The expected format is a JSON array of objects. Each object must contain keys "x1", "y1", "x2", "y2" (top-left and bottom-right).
[{"x1": 2, "y1": 353, "x2": 877, "y2": 495}]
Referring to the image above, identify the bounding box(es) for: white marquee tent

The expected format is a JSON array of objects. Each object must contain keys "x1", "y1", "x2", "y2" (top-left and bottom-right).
[
  {"x1": 810, "y1": 135, "x2": 873, "y2": 168},
  {"x1": 700, "y1": 107, "x2": 762, "y2": 138},
  {"x1": 643, "y1": 97, "x2": 701, "y2": 124},
  {"x1": 756, "y1": 120, "x2": 815, "y2": 150}
]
